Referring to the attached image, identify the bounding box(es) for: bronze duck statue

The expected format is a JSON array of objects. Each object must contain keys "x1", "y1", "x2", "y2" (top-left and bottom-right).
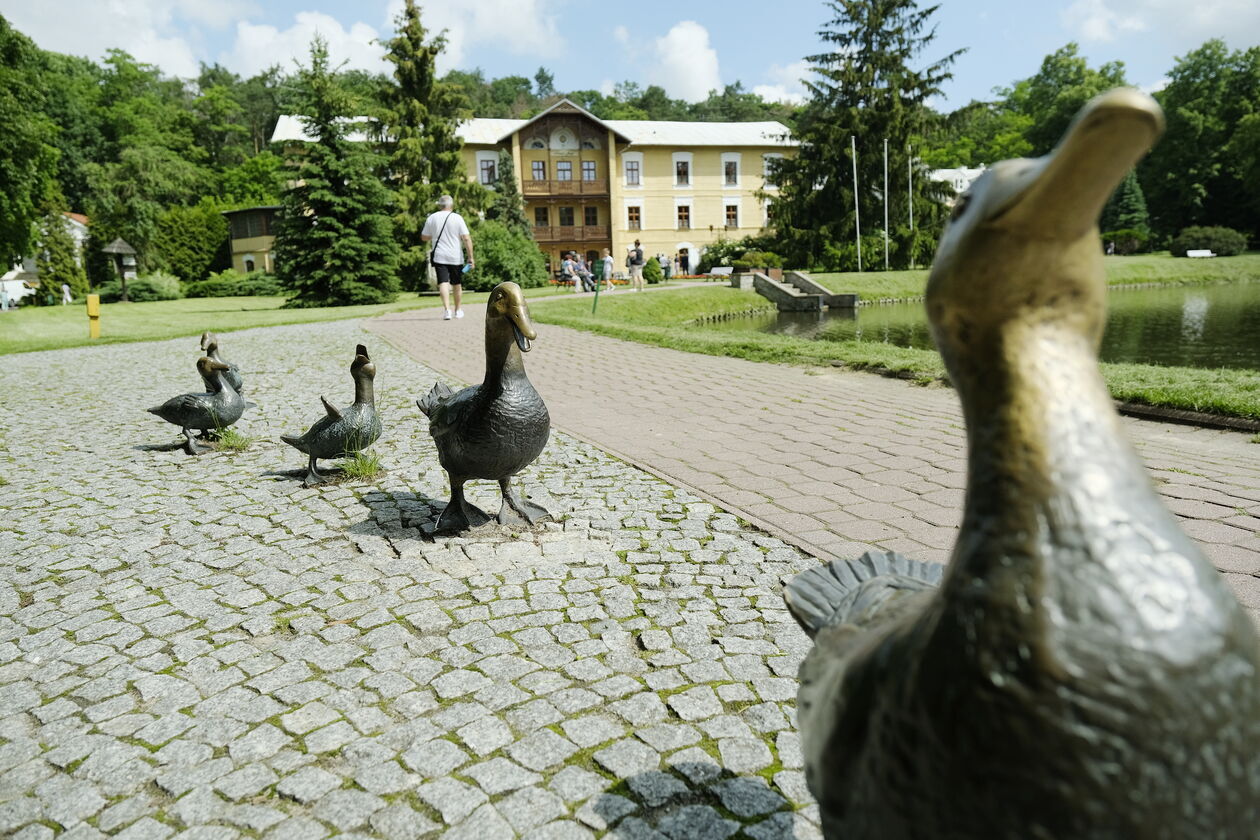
[
  {"x1": 281, "y1": 344, "x2": 383, "y2": 486},
  {"x1": 148, "y1": 356, "x2": 247, "y2": 454},
  {"x1": 200, "y1": 331, "x2": 244, "y2": 394},
  {"x1": 417, "y1": 281, "x2": 550, "y2": 532},
  {"x1": 783, "y1": 89, "x2": 1260, "y2": 839}
]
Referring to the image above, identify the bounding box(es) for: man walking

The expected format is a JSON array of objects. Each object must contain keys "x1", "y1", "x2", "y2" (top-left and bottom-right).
[
  {"x1": 421, "y1": 195, "x2": 474, "y2": 320},
  {"x1": 628, "y1": 239, "x2": 645, "y2": 292}
]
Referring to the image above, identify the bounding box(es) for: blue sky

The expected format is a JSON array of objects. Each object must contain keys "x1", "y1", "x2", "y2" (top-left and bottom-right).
[{"x1": 4, "y1": 0, "x2": 1258, "y2": 109}]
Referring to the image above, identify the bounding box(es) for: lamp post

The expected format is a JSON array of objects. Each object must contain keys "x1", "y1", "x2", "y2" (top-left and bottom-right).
[{"x1": 101, "y1": 238, "x2": 136, "y2": 302}]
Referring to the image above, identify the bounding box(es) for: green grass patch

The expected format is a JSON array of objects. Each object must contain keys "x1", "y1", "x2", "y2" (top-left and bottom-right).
[
  {"x1": 811, "y1": 252, "x2": 1260, "y2": 298},
  {"x1": 210, "y1": 426, "x2": 253, "y2": 453},
  {"x1": 339, "y1": 449, "x2": 384, "y2": 481},
  {"x1": 0, "y1": 286, "x2": 570, "y2": 356},
  {"x1": 533, "y1": 285, "x2": 1260, "y2": 420}
]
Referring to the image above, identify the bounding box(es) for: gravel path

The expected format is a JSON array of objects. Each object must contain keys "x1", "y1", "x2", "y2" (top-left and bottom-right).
[{"x1": 0, "y1": 320, "x2": 822, "y2": 839}]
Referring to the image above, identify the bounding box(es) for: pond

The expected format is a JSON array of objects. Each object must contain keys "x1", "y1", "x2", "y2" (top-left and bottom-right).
[{"x1": 702, "y1": 281, "x2": 1260, "y2": 370}]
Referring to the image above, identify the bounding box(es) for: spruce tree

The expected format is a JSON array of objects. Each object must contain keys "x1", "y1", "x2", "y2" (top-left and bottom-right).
[
  {"x1": 381, "y1": 0, "x2": 483, "y2": 291},
  {"x1": 485, "y1": 150, "x2": 531, "y2": 236},
  {"x1": 1101, "y1": 170, "x2": 1150, "y2": 233},
  {"x1": 272, "y1": 37, "x2": 399, "y2": 307},
  {"x1": 35, "y1": 209, "x2": 88, "y2": 301},
  {"x1": 770, "y1": 0, "x2": 962, "y2": 270}
]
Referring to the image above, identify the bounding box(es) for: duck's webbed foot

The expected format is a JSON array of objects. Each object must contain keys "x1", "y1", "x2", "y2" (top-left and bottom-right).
[
  {"x1": 497, "y1": 477, "x2": 551, "y2": 526},
  {"x1": 182, "y1": 428, "x2": 211, "y2": 455},
  {"x1": 302, "y1": 455, "x2": 329, "y2": 487},
  {"x1": 436, "y1": 480, "x2": 491, "y2": 532}
]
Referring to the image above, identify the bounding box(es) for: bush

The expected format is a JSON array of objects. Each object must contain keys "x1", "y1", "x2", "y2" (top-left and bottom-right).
[
  {"x1": 1103, "y1": 229, "x2": 1151, "y2": 255},
  {"x1": 96, "y1": 271, "x2": 184, "y2": 302},
  {"x1": 462, "y1": 219, "x2": 548, "y2": 292},
  {"x1": 643, "y1": 256, "x2": 663, "y2": 284},
  {"x1": 1170, "y1": 226, "x2": 1248, "y2": 257},
  {"x1": 184, "y1": 269, "x2": 283, "y2": 297},
  {"x1": 697, "y1": 237, "x2": 751, "y2": 273},
  {"x1": 151, "y1": 201, "x2": 231, "y2": 284},
  {"x1": 739, "y1": 250, "x2": 783, "y2": 268}
]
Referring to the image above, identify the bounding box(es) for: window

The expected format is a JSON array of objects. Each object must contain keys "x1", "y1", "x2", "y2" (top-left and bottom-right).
[
  {"x1": 584, "y1": 206, "x2": 598, "y2": 226},
  {"x1": 559, "y1": 206, "x2": 575, "y2": 226},
  {"x1": 675, "y1": 160, "x2": 690, "y2": 186},
  {"x1": 725, "y1": 161, "x2": 738, "y2": 185},
  {"x1": 557, "y1": 161, "x2": 572, "y2": 181},
  {"x1": 725, "y1": 204, "x2": 739, "y2": 228},
  {"x1": 534, "y1": 207, "x2": 549, "y2": 226},
  {"x1": 479, "y1": 159, "x2": 497, "y2": 185},
  {"x1": 763, "y1": 153, "x2": 783, "y2": 188},
  {"x1": 625, "y1": 160, "x2": 640, "y2": 186},
  {"x1": 677, "y1": 205, "x2": 691, "y2": 229},
  {"x1": 627, "y1": 206, "x2": 641, "y2": 230},
  {"x1": 531, "y1": 161, "x2": 546, "y2": 180},
  {"x1": 231, "y1": 213, "x2": 267, "y2": 239},
  {"x1": 581, "y1": 161, "x2": 596, "y2": 181}
]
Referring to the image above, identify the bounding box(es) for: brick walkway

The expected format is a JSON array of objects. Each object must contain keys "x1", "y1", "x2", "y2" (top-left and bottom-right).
[{"x1": 368, "y1": 297, "x2": 1260, "y2": 617}]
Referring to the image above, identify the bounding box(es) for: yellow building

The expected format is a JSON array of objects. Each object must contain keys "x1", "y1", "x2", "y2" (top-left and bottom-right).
[
  {"x1": 458, "y1": 99, "x2": 795, "y2": 273},
  {"x1": 222, "y1": 205, "x2": 279, "y2": 274}
]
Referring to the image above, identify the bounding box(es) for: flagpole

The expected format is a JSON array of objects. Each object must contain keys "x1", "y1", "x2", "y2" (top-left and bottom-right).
[
  {"x1": 851, "y1": 135, "x2": 861, "y2": 273},
  {"x1": 908, "y1": 145, "x2": 915, "y2": 270},
  {"x1": 883, "y1": 137, "x2": 889, "y2": 271}
]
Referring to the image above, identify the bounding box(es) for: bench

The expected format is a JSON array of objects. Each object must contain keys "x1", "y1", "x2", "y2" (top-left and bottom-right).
[{"x1": 1186, "y1": 249, "x2": 1216, "y2": 258}]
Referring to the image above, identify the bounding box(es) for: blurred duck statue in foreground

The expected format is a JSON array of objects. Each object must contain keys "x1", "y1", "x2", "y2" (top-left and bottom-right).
[
  {"x1": 417, "y1": 282, "x2": 551, "y2": 533},
  {"x1": 783, "y1": 89, "x2": 1260, "y2": 839}
]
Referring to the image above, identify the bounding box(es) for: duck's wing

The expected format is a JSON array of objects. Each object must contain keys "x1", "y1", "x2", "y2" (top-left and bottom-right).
[
  {"x1": 148, "y1": 391, "x2": 213, "y2": 419},
  {"x1": 785, "y1": 550, "x2": 943, "y2": 638},
  {"x1": 321, "y1": 396, "x2": 343, "y2": 419},
  {"x1": 416, "y1": 381, "x2": 456, "y2": 419}
]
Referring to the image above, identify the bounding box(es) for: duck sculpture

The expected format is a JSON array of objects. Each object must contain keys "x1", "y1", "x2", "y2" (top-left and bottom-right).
[
  {"x1": 281, "y1": 344, "x2": 383, "y2": 486},
  {"x1": 200, "y1": 331, "x2": 244, "y2": 394},
  {"x1": 783, "y1": 88, "x2": 1260, "y2": 839},
  {"x1": 148, "y1": 356, "x2": 247, "y2": 454},
  {"x1": 417, "y1": 281, "x2": 550, "y2": 532}
]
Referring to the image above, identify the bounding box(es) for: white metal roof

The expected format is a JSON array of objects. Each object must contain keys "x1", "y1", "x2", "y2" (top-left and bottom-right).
[
  {"x1": 271, "y1": 114, "x2": 374, "y2": 143},
  {"x1": 459, "y1": 118, "x2": 525, "y2": 144}
]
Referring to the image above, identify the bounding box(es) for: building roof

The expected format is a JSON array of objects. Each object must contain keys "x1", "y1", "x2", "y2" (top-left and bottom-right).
[
  {"x1": 63, "y1": 212, "x2": 89, "y2": 227},
  {"x1": 221, "y1": 205, "x2": 282, "y2": 217},
  {"x1": 271, "y1": 114, "x2": 374, "y2": 144},
  {"x1": 460, "y1": 118, "x2": 526, "y2": 145}
]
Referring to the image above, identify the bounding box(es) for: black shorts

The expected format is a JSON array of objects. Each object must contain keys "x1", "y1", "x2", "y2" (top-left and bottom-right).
[{"x1": 434, "y1": 262, "x2": 463, "y2": 285}]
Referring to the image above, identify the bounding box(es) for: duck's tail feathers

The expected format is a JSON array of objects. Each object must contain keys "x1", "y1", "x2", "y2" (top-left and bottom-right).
[
  {"x1": 784, "y1": 550, "x2": 944, "y2": 638},
  {"x1": 417, "y1": 382, "x2": 455, "y2": 418},
  {"x1": 280, "y1": 433, "x2": 306, "y2": 452}
]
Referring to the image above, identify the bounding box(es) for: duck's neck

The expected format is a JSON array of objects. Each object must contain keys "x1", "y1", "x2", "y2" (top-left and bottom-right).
[
  {"x1": 210, "y1": 370, "x2": 230, "y2": 395},
  {"x1": 483, "y1": 324, "x2": 526, "y2": 392},
  {"x1": 354, "y1": 374, "x2": 374, "y2": 406}
]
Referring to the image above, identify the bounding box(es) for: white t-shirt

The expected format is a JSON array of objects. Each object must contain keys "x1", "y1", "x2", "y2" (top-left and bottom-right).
[
  {"x1": 602, "y1": 255, "x2": 614, "y2": 277},
  {"x1": 421, "y1": 210, "x2": 470, "y2": 265}
]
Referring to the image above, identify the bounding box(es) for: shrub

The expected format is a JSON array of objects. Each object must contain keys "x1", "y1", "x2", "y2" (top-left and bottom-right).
[
  {"x1": 184, "y1": 269, "x2": 283, "y2": 297},
  {"x1": 738, "y1": 250, "x2": 783, "y2": 268},
  {"x1": 96, "y1": 271, "x2": 183, "y2": 302},
  {"x1": 697, "y1": 237, "x2": 752, "y2": 273},
  {"x1": 462, "y1": 219, "x2": 548, "y2": 292},
  {"x1": 1103, "y1": 229, "x2": 1151, "y2": 255},
  {"x1": 151, "y1": 202, "x2": 231, "y2": 284},
  {"x1": 1170, "y1": 226, "x2": 1248, "y2": 257},
  {"x1": 642, "y1": 256, "x2": 663, "y2": 284}
]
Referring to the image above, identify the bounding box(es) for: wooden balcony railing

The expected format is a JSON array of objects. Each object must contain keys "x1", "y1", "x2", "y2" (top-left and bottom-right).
[
  {"x1": 523, "y1": 179, "x2": 609, "y2": 196},
  {"x1": 533, "y1": 224, "x2": 611, "y2": 243}
]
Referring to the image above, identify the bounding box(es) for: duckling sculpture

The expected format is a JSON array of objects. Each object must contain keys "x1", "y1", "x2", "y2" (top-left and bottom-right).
[
  {"x1": 200, "y1": 331, "x2": 244, "y2": 394},
  {"x1": 281, "y1": 344, "x2": 383, "y2": 486},
  {"x1": 148, "y1": 356, "x2": 247, "y2": 455},
  {"x1": 784, "y1": 89, "x2": 1260, "y2": 839},
  {"x1": 417, "y1": 281, "x2": 550, "y2": 532}
]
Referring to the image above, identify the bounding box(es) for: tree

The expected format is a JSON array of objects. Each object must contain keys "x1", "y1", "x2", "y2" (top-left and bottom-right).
[
  {"x1": 34, "y1": 209, "x2": 87, "y2": 300},
  {"x1": 920, "y1": 98, "x2": 1032, "y2": 168},
  {"x1": 485, "y1": 150, "x2": 530, "y2": 236},
  {"x1": 771, "y1": 0, "x2": 962, "y2": 269},
  {"x1": 381, "y1": 0, "x2": 483, "y2": 290},
  {"x1": 272, "y1": 37, "x2": 399, "y2": 307},
  {"x1": 218, "y1": 151, "x2": 283, "y2": 205},
  {"x1": 1015, "y1": 44, "x2": 1127, "y2": 155},
  {"x1": 36, "y1": 51, "x2": 107, "y2": 213},
  {"x1": 1100, "y1": 170, "x2": 1149, "y2": 233},
  {"x1": 151, "y1": 201, "x2": 230, "y2": 284},
  {"x1": 534, "y1": 67, "x2": 556, "y2": 100},
  {"x1": 463, "y1": 219, "x2": 546, "y2": 291},
  {"x1": 0, "y1": 16, "x2": 61, "y2": 263}
]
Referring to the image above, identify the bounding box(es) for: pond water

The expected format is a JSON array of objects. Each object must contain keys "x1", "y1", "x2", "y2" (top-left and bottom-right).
[{"x1": 702, "y1": 281, "x2": 1260, "y2": 370}]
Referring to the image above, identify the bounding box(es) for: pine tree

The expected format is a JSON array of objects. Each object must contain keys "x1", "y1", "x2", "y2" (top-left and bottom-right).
[
  {"x1": 272, "y1": 37, "x2": 399, "y2": 307},
  {"x1": 1101, "y1": 170, "x2": 1150, "y2": 233},
  {"x1": 770, "y1": 0, "x2": 962, "y2": 270},
  {"x1": 381, "y1": 0, "x2": 484, "y2": 291},
  {"x1": 35, "y1": 209, "x2": 87, "y2": 301},
  {"x1": 485, "y1": 150, "x2": 531, "y2": 236}
]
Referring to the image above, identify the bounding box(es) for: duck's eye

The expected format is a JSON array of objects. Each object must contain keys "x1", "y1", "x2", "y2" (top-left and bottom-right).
[{"x1": 950, "y1": 194, "x2": 970, "y2": 221}]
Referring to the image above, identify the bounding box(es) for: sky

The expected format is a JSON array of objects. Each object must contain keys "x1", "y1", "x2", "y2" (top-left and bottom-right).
[{"x1": 4, "y1": 0, "x2": 1259, "y2": 111}]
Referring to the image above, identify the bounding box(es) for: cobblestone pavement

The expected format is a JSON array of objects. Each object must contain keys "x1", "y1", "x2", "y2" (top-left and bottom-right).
[
  {"x1": 369, "y1": 296, "x2": 1260, "y2": 618},
  {"x1": 0, "y1": 319, "x2": 827, "y2": 839}
]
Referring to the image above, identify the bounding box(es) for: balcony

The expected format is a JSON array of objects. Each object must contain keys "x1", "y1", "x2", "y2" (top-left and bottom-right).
[
  {"x1": 523, "y1": 178, "x2": 609, "y2": 197},
  {"x1": 533, "y1": 224, "x2": 611, "y2": 243}
]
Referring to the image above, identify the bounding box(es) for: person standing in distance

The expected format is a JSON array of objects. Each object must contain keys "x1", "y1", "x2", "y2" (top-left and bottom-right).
[
  {"x1": 628, "y1": 239, "x2": 645, "y2": 292},
  {"x1": 421, "y1": 195, "x2": 474, "y2": 320}
]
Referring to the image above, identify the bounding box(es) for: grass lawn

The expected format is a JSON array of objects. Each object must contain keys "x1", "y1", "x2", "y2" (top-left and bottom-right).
[
  {"x1": 811, "y1": 252, "x2": 1260, "y2": 299},
  {"x1": 0, "y1": 286, "x2": 570, "y2": 356},
  {"x1": 532, "y1": 285, "x2": 1260, "y2": 421}
]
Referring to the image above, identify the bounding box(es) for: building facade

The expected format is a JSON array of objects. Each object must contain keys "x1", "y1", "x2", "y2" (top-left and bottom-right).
[
  {"x1": 222, "y1": 206, "x2": 280, "y2": 274},
  {"x1": 458, "y1": 100, "x2": 795, "y2": 273}
]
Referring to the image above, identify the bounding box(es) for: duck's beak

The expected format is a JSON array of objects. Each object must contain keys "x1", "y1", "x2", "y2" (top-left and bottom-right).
[
  {"x1": 355, "y1": 344, "x2": 370, "y2": 360},
  {"x1": 994, "y1": 88, "x2": 1164, "y2": 237},
  {"x1": 508, "y1": 304, "x2": 537, "y2": 353}
]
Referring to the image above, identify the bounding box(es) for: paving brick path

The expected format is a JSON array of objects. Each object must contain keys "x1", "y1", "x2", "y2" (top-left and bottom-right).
[{"x1": 368, "y1": 295, "x2": 1260, "y2": 618}]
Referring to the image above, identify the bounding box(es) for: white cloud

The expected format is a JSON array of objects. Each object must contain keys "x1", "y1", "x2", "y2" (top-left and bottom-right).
[
  {"x1": 221, "y1": 12, "x2": 386, "y2": 79},
  {"x1": 1061, "y1": 0, "x2": 1260, "y2": 44},
  {"x1": 383, "y1": 0, "x2": 562, "y2": 73},
  {"x1": 754, "y1": 60, "x2": 810, "y2": 104},
  {"x1": 648, "y1": 21, "x2": 721, "y2": 102},
  {"x1": 173, "y1": 0, "x2": 259, "y2": 31},
  {"x1": 613, "y1": 25, "x2": 630, "y2": 46},
  {"x1": 599, "y1": 79, "x2": 616, "y2": 96},
  {"x1": 1141, "y1": 77, "x2": 1170, "y2": 94},
  {"x1": 1062, "y1": 0, "x2": 1145, "y2": 41}
]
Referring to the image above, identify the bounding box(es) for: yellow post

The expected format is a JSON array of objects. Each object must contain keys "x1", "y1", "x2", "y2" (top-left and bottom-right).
[{"x1": 86, "y1": 294, "x2": 100, "y2": 339}]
